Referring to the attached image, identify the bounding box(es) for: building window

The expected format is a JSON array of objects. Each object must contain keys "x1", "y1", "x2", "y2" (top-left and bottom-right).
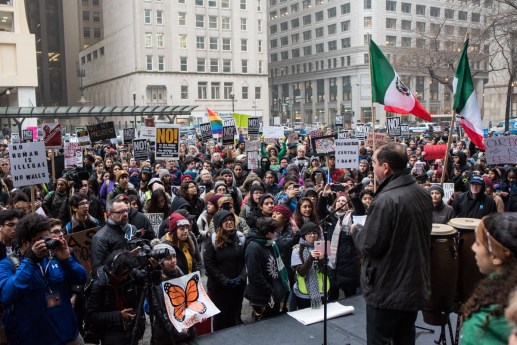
[
  {"x1": 341, "y1": 37, "x2": 351, "y2": 48},
  {"x1": 196, "y1": 15, "x2": 205, "y2": 27},
  {"x1": 241, "y1": 39, "x2": 248, "y2": 51},
  {"x1": 83, "y1": 11, "x2": 90, "y2": 21},
  {"x1": 82, "y1": 0, "x2": 89, "y2": 6},
  {"x1": 386, "y1": 36, "x2": 396, "y2": 47},
  {"x1": 280, "y1": 36, "x2": 288, "y2": 46},
  {"x1": 401, "y1": 37, "x2": 411, "y2": 47},
  {"x1": 198, "y1": 82, "x2": 208, "y2": 99},
  {"x1": 181, "y1": 85, "x2": 188, "y2": 99},
  {"x1": 258, "y1": 60, "x2": 263, "y2": 73},
  {"x1": 158, "y1": 56, "x2": 164, "y2": 71},
  {"x1": 315, "y1": 11, "x2": 323, "y2": 21},
  {"x1": 315, "y1": 27, "x2": 323, "y2": 38},
  {"x1": 258, "y1": 40, "x2": 262, "y2": 52},
  {"x1": 303, "y1": 14, "x2": 311, "y2": 25},
  {"x1": 222, "y1": 38, "x2": 231, "y2": 50},
  {"x1": 328, "y1": 40, "x2": 337, "y2": 51},
  {"x1": 445, "y1": 9, "x2": 454, "y2": 19},
  {"x1": 291, "y1": 18, "x2": 299, "y2": 28},
  {"x1": 303, "y1": 30, "x2": 311, "y2": 41},
  {"x1": 210, "y1": 59, "x2": 219, "y2": 72},
  {"x1": 242, "y1": 86, "x2": 249, "y2": 100},
  {"x1": 364, "y1": 17, "x2": 372, "y2": 29},
  {"x1": 401, "y1": 20, "x2": 411, "y2": 31},
  {"x1": 157, "y1": 10, "x2": 163, "y2": 25},
  {"x1": 223, "y1": 59, "x2": 231, "y2": 72},
  {"x1": 210, "y1": 37, "x2": 218, "y2": 50},
  {"x1": 303, "y1": 46, "x2": 312, "y2": 56},
  {"x1": 341, "y1": 20, "x2": 350, "y2": 32},
  {"x1": 94, "y1": 28, "x2": 101, "y2": 39},
  {"x1": 471, "y1": 13, "x2": 480, "y2": 22},
  {"x1": 416, "y1": 22, "x2": 426, "y2": 33},
  {"x1": 221, "y1": 0, "x2": 230, "y2": 7},
  {"x1": 146, "y1": 55, "x2": 153, "y2": 71},
  {"x1": 196, "y1": 36, "x2": 205, "y2": 49},
  {"x1": 430, "y1": 7, "x2": 440, "y2": 17},
  {"x1": 416, "y1": 4, "x2": 425, "y2": 15},
  {"x1": 211, "y1": 82, "x2": 220, "y2": 99},
  {"x1": 145, "y1": 33, "x2": 153, "y2": 47},
  {"x1": 224, "y1": 83, "x2": 233, "y2": 99},
  {"x1": 93, "y1": 12, "x2": 100, "y2": 22},
  {"x1": 386, "y1": 18, "x2": 396, "y2": 29},
  {"x1": 180, "y1": 57, "x2": 187, "y2": 71},
  {"x1": 281, "y1": 51, "x2": 289, "y2": 60},
  {"x1": 195, "y1": 0, "x2": 204, "y2": 5},
  {"x1": 144, "y1": 9, "x2": 151, "y2": 24},
  {"x1": 416, "y1": 38, "x2": 426, "y2": 49},
  {"x1": 179, "y1": 34, "x2": 187, "y2": 48},
  {"x1": 240, "y1": 0, "x2": 246, "y2": 10},
  {"x1": 386, "y1": 1, "x2": 396, "y2": 11},
  {"x1": 255, "y1": 87, "x2": 261, "y2": 99},
  {"x1": 197, "y1": 58, "x2": 206, "y2": 72},
  {"x1": 280, "y1": 22, "x2": 288, "y2": 31},
  {"x1": 155, "y1": 33, "x2": 164, "y2": 47},
  {"x1": 328, "y1": 24, "x2": 336, "y2": 35},
  {"x1": 341, "y1": 3, "x2": 350, "y2": 14},
  {"x1": 316, "y1": 43, "x2": 324, "y2": 53},
  {"x1": 205, "y1": 16, "x2": 216, "y2": 29},
  {"x1": 364, "y1": 0, "x2": 371, "y2": 9},
  {"x1": 241, "y1": 18, "x2": 247, "y2": 30},
  {"x1": 292, "y1": 33, "x2": 299, "y2": 44},
  {"x1": 178, "y1": 0, "x2": 186, "y2": 3},
  {"x1": 328, "y1": 7, "x2": 336, "y2": 18},
  {"x1": 222, "y1": 17, "x2": 230, "y2": 30},
  {"x1": 92, "y1": 0, "x2": 99, "y2": 6},
  {"x1": 83, "y1": 27, "x2": 90, "y2": 38},
  {"x1": 401, "y1": 2, "x2": 411, "y2": 13},
  {"x1": 179, "y1": 12, "x2": 186, "y2": 25},
  {"x1": 242, "y1": 60, "x2": 248, "y2": 73},
  {"x1": 209, "y1": 0, "x2": 217, "y2": 7}
]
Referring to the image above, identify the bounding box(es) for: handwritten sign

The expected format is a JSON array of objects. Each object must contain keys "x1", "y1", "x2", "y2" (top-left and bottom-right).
[
  {"x1": 485, "y1": 135, "x2": 517, "y2": 165},
  {"x1": 423, "y1": 144, "x2": 447, "y2": 161},
  {"x1": 140, "y1": 125, "x2": 156, "y2": 141},
  {"x1": 245, "y1": 140, "x2": 260, "y2": 152},
  {"x1": 311, "y1": 135, "x2": 336, "y2": 155},
  {"x1": 64, "y1": 227, "x2": 101, "y2": 273},
  {"x1": 365, "y1": 132, "x2": 389, "y2": 147},
  {"x1": 144, "y1": 213, "x2": 164, "y2": 237},
  {"x1": 42, "y1": 123, "x2": 62, "y2": 149},
  {"x1": 87, "y1": 121, "x2": 117, "y2": 142},
  {"x1": 387, "y1": 116, "x2": 401, "y2": 137},
  {"x1": 76, "y1": 130, "x2": 91, "y2": 147},
  {"x1": 132, "y1": 139, "x2": 148, "y2": 161},
  {"x1": 263, "y1": 126, "x2": 284, "y2": 139},
  {"x1": 11, "y1": 133, "x2": 19, "y2": 144},
  {"x1": 155, "y1": 125, "x2": 180, "y2": 160},
  {"x1": 443, "y1": 183, "x2": 454, "y2": 205},
  {"x1": 335, "y1": 139, "x2": 359, "y2": 169},
  {"x1": 247, "y1": 151, "x2": 260, "y2": 170},
  {"x1": 401, "y1": 125, "x2": 410, "y2": 138},
  {"x1": 9, "y1": 142, "x2": 49, "y2": 187}
]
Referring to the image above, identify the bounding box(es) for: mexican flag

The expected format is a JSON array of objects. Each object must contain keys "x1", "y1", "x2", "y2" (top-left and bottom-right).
[
  {"x1": 453, "y1": 40, "x2": 486, "y2": 150},
  {"x1": 369, "y1": 38, "x2": 432, "y2": 121}
]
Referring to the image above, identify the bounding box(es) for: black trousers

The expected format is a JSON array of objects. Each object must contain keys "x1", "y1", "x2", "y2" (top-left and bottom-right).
[
  {"x1": 366, "y1": 305, "x2": 418, "y2": 345},
  {"x1": 209, "y1": 285, "x2": 245, "y2": 331}
]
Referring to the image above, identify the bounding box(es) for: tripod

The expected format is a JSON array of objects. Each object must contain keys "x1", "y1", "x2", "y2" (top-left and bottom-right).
[{"x1": 130, "y1": 268, "x2": 177, "y2": 345}]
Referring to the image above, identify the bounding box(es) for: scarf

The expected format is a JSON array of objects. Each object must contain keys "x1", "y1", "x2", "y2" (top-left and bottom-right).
[
  {"x1": 252, "y1": 237, "x2": 291, "y2": 293},
  {"x1": 106, "y1": 218, "x2": 134, "y2": 240},
  {"x1": 299, "y1": 238, "x2": 322, "y2": 305},
  {"x1": 329, "y1": 211, "x2": 352, "y2": 268}
]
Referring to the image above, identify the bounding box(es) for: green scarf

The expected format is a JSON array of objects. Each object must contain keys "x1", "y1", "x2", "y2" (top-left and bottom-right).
[{"x1": 253, "y1": 237, "x2": 291, "y2": 293}]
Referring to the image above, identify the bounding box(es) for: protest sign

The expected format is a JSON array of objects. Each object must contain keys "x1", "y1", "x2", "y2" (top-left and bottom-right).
[
  {"x1": 288, "y1": 132, "x2": 299, "y2": 144},
  {"x1": 414, "y1": 161, "x2": 426, "y2": 175},
  {"x1": 443, "y1": 183, "x2": 454, "y2": 205},
  {"x1": 199, "y1": 123, "x2": 213, "y2": 142},
  {"x1": 9, "y1": 142, "x2": 49, "y2": 187},
  {"x1": 387, "y1": 116, "x2": 401, "y2": 137},
  {"x1": 145, "y1": 117, "x2": 155, "y2": 127},
  {"x1": 187, "y1": 131, "x2": 197, "y2": 146},
  {"x1": 263, "y1": 126, "x2": 284, "y2": 139},
  {"x1": 11, "y1": 133, "x2": 19, "y2": 144},
  {"x1": 223, "y1": 118, "x2": 237, "y2": 130},
  {"x1": 335, "y1": 115, "x2": 344, "y2": 127},
  {"x1": 365, "y1": 132, "x2": 389, "y2": 147},
  {"x1": 222, "y1": 125, "x2": 236, "y2": 146},
  {"x1": 245, "y1": 140, "x2": 260, "y2": 152},
  {"x1": 401, "y1": 125, "x2": 410, "y2": 138},
  {"x1": 144, "y1": 213, "x2": 164, "y2": 237},
  {"x1": 132, "y1": 139, "x2": 148, "y2": 161},
  {"x1": 140, "y1": 125, "x2": 156, "y2": 141},
  {"x1": 64, "y1": 227, "x2": 101, "y2": 273},
  {"x1": 354, "y1": 124, "x2": 369, "y2": 141},
  {"x1": 311, "y1": 135, "x2": 336, "y2": 155},
  {"x1": 423, "y1": 144, "x2": 447, "y2": 161},
  {"x1": 22, "y1": 129, "x2": 33, "y2": 142},
  {"x1": 248, "y1": 117, "x2": 261, "y2": 136},
  {"x1": 123, "y1": 128, "x2": 136, "y2": 143},
  {"x1": 42, "y1": 123, "x2": 62, "y2": 149},
  {"x1": 162, "y1": 271, "x2": 220, "y2": 332},
  {"x1": 76, "y1": 130, "x2": 91, "y2": 147},
  {"x1": 64, "y1": 142, "x2": 83, "y2": 168},
  {"x1": 485, "y1": 135, "x2": 517, "y2": 165},
  {"x1": 309, "y1": 129, "x2": 324, "y2": 138},
  {"x1": 337, "y1": 131, "x2": 350, "y2": 139},
  {"x1": 247, "y1": 151, "x2": 260, "y2": 170},
  {"x1": 335, "y1": 139, "x2": 359, "y2": 169},
  {"x1": 155, "y1": 125, "x2": 180, "y2": 160},
  {"x1": 87, "y1": 122, "x2": 116, "y2": 142}
]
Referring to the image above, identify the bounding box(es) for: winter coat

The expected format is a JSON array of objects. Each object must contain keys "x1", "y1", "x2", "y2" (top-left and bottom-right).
[
  {"x1": 99, "y1": 180, "x2": 115, "y2": 206},
  {"x1": 64, "y1": 214, "x2": 101, "y2": 234},
  {"x1": 161, "y1": 232, "x2": 203, "y2": 274},
  {"x1": 451, "y1": 190, "x2": 497, "y2": 219},
  {"x1": 432, "y1": 202, "x2": 454, "y2": 224},
  {"x1": 106, "y1": 184, "x2": 139, "y2": 204},
  {"x1": 128, "y1": 208, "x2": 156, "y2": 240}
]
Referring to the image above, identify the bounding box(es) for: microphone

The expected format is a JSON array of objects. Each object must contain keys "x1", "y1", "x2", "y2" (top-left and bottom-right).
[{"x1": 348, "y1": 177, "x2": 371, "y2": 195}]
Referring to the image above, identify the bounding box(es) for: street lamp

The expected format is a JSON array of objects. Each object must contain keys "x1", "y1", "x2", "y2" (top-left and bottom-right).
[
  {"x1": 230, "y1": 92, "x2": 235, "y2": 113},
  {"x1": 132, "y1": 91, "x2": 137, "y2": 129}
]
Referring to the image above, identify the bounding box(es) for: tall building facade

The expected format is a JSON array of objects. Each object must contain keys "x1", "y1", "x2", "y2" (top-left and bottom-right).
[
  {"x1": 267, "y1": 0, "x2": 490, "y2": 128},
  {"x1": 79, "y1": 0, "x2": 269, "y2": 127}
]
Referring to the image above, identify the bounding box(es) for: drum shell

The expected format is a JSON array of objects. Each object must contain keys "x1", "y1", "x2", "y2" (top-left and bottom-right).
[{"x1": 422, "y1": 231, "x2": 458, "y2": 326}]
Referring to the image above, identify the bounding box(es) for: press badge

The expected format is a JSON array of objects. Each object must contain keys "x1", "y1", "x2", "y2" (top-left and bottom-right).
[{"x1": 46, "y1": 292, "x2": 61, "y2": 308}]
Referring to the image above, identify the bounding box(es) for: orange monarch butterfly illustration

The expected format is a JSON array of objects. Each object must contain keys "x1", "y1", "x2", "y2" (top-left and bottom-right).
[{"x1": 164, "y1": 274, "x2": 207, "y2": 322}]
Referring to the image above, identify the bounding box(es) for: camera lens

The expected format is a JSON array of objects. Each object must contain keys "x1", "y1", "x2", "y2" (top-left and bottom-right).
[{"x1": 43, "y1": 237, "x2": 61, "y2": 250}]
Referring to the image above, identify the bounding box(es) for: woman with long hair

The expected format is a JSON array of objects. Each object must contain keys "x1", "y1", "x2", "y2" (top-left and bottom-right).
[
  {"x1": 179, "y1": 180, "x2": 205, "y2": 218},
  {"x1": 245, "y1": 193, "x2": 275, "y2": 230},
  {"x1": 99, "y1": 170, "x2": 115, "y2": 207},
  {"x1": 461, "y1": 212, "x2": 517, "y2": 345},
  {"x1": 293, "y1": 197, "x2": 319, "y2": 231},
  {"x1": 203, "y1": 210, "x2": 246, "y2": 331},
  {"x1": 145, "y1": 189, "x2": 171, "y2": 218},
  {"x1": 197, "y1": 193, "x2": 222, "y2": 256},
  {"x1": 211, "y1": 196, "x2": 250, "y2": 236},
  {"x1": 239, "y1": 184, "x2": 264, "y2": 219}
]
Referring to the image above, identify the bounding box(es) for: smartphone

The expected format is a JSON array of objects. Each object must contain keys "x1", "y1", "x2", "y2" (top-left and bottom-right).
[
  {"x1": 314, "y1": 240, "x2": 324, "y2": 253},
  {"x1": 330, "y1": 184, "x2": 346, "y2": 192}
]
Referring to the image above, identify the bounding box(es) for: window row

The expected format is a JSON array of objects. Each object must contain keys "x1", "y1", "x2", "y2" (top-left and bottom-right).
[
  {"x1": 80, "y1": 47, "x2": 105, "y2": 64},
  {"x1": 82, "y1": 11, "x2": 101, "y2": 22},
  {"x1": 174, "y1": 57, "x2": 264, "y2": 74},
  {"x1": 191, "y1": 0, "x2": 252, "y2": 10},
  {"x1": 270, "y1": 5, "x2": 336, "y2": 21},
  {"x1": 195, "y1": 83, "x2": 262, "y2": 101},
  {"x1": 83, "y1": 27, "x2": 102, "y2": 39},
  {"x1": 271, "y1": 34, "x2": 350, "y2": 49},
  {"x1": 144, "y1": 9, "x2": 164, "y2": 25},
  {"x1": 177, "y1": 14, "x2": 262, "y2": 32},
  {"x1": 271, "y1": 19, "x2": 350, "y2": 35}
]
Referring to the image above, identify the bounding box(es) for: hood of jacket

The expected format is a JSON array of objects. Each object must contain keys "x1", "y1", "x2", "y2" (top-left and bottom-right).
[{"x1": 170, "y1": 196, "x2": 192, "y2": 212}]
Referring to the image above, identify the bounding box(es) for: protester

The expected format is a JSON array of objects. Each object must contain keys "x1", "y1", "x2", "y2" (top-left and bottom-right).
[
  {"x1": 451, "y1": 175, "x2": 497, "y2": 218},
  {"x1": 429, "y1": 184, "x2": 454, "y2": 224},
  {"x1": 0, "y1": 209, "x2": 22, "y2": 260},
  {"x1": 64, "y1": 192, "x2": 101, "y2": 234}
]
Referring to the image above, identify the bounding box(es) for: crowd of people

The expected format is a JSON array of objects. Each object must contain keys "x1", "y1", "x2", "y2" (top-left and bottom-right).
[{"x1": 0, "y1": 129, "x2": 516, "y2": 345}]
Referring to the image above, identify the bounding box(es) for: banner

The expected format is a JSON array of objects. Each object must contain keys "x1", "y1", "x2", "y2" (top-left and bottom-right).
[
  {"x1": 423, "y1": 144, "x2": 447, "y2": 161},
  {"x1": 365, "y1": 132, "x2": 389, "y2": 147},
  {"x1": 64, "y1": 142, "x2": 83, "y2": 168},
  {"x1": 222, "y1": 125, "x2": 236, "y2": 146},
  {"x1": 248, "y1": 117, "x2": 261, "y2": 136},
  {"x1": 123, "y1": 128, "x2": 136, "y2": 143},
  {"x1": 140, "y1": 125, "x2": 156, "y2": 141},
  {"x1": 199, "y1": 123, "x2": 213, "y2": 142},
  {"x1": 42, "y1": 123, "x2": 62, "y2": 149},
  {"x1": 386, "y1": 116, "x2": 401, "y2": 137},
  {"x1": 64, "y1": 227, "x2": 101, "y2": 273},
  {"x1": 9, "y1": 142, "x2": 49, "y2": 187},
  {"x1": 76, "y1": 130, "x2": 91, "y2": 147},
  {"x1": 232, "y1": 113, "x2": 252, "y2": 128},
  {"x1": 162, "y1": 271, "x2": 220, "y2": 332},
  {"x1": 86, "y1": 121, "x2": 117, "y2": 142},
  {"x1": 485, "y1": 135, "x2": 517, "y2": 165},
  {"x1": 144, "y1": 213, "x2": 163, "y2": 237},
  {"x1": 155, "y1": 125, "x2": 180, "y2": 160},
  {"x1": 22, "y1": 129, "x2": 33, "y2": 142},
  {"x1": 132, "y1": 139, "x2": 148, "y2": 161},
  {"x1": 311, "y1": 135, "x2": 336, "y2": 155},
  {"x1": 335, "y1": 139, "x2": 360, "y2": 169}
]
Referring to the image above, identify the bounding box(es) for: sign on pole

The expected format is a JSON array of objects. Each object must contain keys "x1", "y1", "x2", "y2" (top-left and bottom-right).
[
  {"x1": 485, "y1": 135, "x2": 517, "y2": 165},
  {"x1": 222, "y1": 125, "x2": 236, "y2": 146},
  {"x1": 123, "y1": 128, "x2": 136, "y2": 143},
  {"x1": 155, "y1": 125, "x2": 180, "y2": 160},
  {"x1": 144, "y1": 213, "x2": 164, "y2": 237},
  {"x1": 401, "y1": 124, "x2": 410, "y2": 138},
  {"x1": 9, "y1": 142, "x2": 49, "y2": 187},
  {"x1": 310, "y1": 135, "x2": 336, "y2": 155},
  {"x1": 64, "y1": 142, "x2": 83, "y2": 168},
  {"x1": 248, "y1": 117, "x2": 261, "y2": 136},
  {"x1": 42, "y1": 123, "x2": 62, "y2": 149},
  {"x1": 86, "y1": 121, "x2": 117, "y2": 142},
  {"x1": 22, "y1": 130, "x2": 33, "y2": 142},
  {"x1": 11, "y1": 133, "x2": 20, "y2": 144},
  {"x1": 199, "y1": 123, "x2": 213, "y2": 142},
  {"x1": 132, "y1": 139, "x2": 148, "y2": 161},
  {"x1": 386, "y1": 116, "x2": 401, "y2": 137},
  {"x1": 335, "y1": 139, "x2": 360, "y2": 169},
  {"x1": 335, "y1": 115, "x2": 344, "y2": 127}
]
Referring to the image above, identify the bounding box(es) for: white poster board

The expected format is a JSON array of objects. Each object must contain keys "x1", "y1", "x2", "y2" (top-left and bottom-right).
[
  {"x1": 485, "y1": 135, "x2": 517, "y2": 165},
  {"x1": 262, "y1": 126, "x2": 284, "y2": 139},
  {"x1": 144, "y1": 213, "x2": 164, "y2": 237},
  {"x1": 8, "y1": 142, "x2": 49, "y2": 187},
  {"x1": 443, "y1": 183, "x2": 454, "y2": 205},
  {"x1": 140, "y1": 125, "x2": 156, "y2": 141},
  {"x1": 335, "y1": 139, "x2": 359, "y2": 169}
]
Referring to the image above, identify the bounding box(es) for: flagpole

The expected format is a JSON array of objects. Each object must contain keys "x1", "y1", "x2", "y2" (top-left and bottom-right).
[
  {"x1": 367, "y1": 34, "x2": 377, "y2": 191},
  {"x1": 441, "y1": 33, "x2": 469, "y2": 185}
]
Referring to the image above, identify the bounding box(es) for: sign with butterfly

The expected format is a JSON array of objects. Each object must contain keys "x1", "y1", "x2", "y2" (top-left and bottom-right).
[{"x1": 162, "y1": 271, "x2": 220, "y2": 332}]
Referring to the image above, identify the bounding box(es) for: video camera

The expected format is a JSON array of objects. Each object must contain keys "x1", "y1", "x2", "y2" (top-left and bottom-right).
[{"x1": 127, "y1": 238, "x2": 172, "y2": 268}]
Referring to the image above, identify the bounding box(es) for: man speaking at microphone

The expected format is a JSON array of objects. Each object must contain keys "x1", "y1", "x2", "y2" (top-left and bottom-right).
[{"x1": 351, "y1": 142, "x2": 433, "y2": 345}]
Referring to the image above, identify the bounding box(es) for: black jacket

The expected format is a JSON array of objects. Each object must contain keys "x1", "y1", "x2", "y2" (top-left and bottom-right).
[
  {"x1": 352, "y1": 173, "x2": 433, "y2": 311},
  {"x1": 451, "y1": 191, "x2": 497, "y2": 219},
  {"x1": 275, "y1": 224, "x2": 299, "y2": 283},
  {"x1": 161, "y1": 232, "x2": 203, "y2": 275},
  {"x1": 128, "y1": 208, "x2": 156, "y2": 240},
  {"x1": 432, "y1": 203, "x2": 454, "y2": 224}
]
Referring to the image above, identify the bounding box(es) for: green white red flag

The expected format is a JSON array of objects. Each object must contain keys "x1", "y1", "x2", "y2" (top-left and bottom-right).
[
  {"x1": 453, "y1": 40, "x2": 486, "y2": 150},
  {"x1": 369, "y1": 38, "x2": 432, "y2": 121}
]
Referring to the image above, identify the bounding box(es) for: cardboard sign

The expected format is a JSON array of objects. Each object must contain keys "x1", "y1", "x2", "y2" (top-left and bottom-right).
[
  {"x1": 140, "y1": 125, "x2": 156, "y2": 141},
  {"x1": 144, "y1": 213, "x2": 164, "y2": 237},
  {"x1": 199, "y1": 123, "x2": 213, "y2": 142},
  {"x1": 22, "y1": 129, "x2": 33, "y2": 142},
  {"x1": 311, "y1": 135, "x2": 336, "y2": 155},
  {"x1": 485, "y1": 135, "x2": 517, "y2": 165},
  {"x1": 64, "y1": 142, "x2": 83, "y2": 168},
  {"x1": 42, "y1": 123, "x2": 62, "y2": 149},
  {"x1": 263, "y1": 126, "x2": 284, "y2": 139},
  {"x1": 335, "y1": 139, "x2": 360, "y2": 169},
  {"x1": 132, "y1": 139, "x2": 148, "y2": 161},
  {"x1": 11, "y1": 133, "x2": 19, "y2": 144},
  {"x1": 64, "y1": 226, "x2": 101, "y2": 273},
  {"x1": 248, "y1": 117, "x2": 261, "y2": 136},
  {"x1": 443, "y1": 183, "x2": 454, "y2": 204},
  {"x1": 162, "y1": 271, "x2": 220, "y2": 333},
  {"x1": 247, "y1": 151, "x2": 260, "y2": 170},
  {"x1": 9, "y1": 142, "x2": 49, "y2": 187},
  {"x1": 387, "y1": 116, "x2": 401, "y2": 137},
  {"x1": 155, "y1": 125, "x2": 180, "y2": 160},
  {"x1": 76, "y1": 130, "x2": 91, "y2": 147},
  {"x1": 123, "y1": 128, "x2": 136, "y2": 143},
  {"x1": 245, "y1": 140, "x2": 260, "y2": 152},
  {"x1": 222, "y1": 125, "x2": 236, "y2": 146},
  {"x1": 86, "y1": 121, "x2": 117, "y2": 142},
  {"x1": 423, "y1": 144, "x2": 447, "y2": 161},
  {"x1": 365, "y1": 132, "x2": 389, "y2": 147},
  {"x1": 401, "y1": 124, "x2": 410, "y2": 138},
  {"x1": 309, "y1": 129, "x2": 324, "y2": 138}
]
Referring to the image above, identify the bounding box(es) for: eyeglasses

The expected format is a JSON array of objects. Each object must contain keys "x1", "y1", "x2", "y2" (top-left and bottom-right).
[
  {"x1": 306, "y1": 232, "x2": 319, "y2": 237},
  {"x1": 111, "y1": 209, "x2": 129, "y2": 214},
  {"x1": 78, "y1": 201, "x2": 90, "y2": 206}
]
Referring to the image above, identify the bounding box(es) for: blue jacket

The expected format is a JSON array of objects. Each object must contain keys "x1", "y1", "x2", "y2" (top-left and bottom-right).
[{"x1": 0, "y1": 254, "x2": 87, "y2": 345}]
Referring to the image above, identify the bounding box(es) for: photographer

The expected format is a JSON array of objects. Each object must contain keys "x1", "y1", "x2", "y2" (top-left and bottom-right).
[
  {"x1": 0, "y1": 213, "x2": 87, "y2": 345},
  {"x1": 86, "y1": 250, "x2": 146, "y2": 344}
]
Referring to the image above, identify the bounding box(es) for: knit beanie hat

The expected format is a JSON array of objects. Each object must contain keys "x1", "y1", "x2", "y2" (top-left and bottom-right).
[
  {"x1": 152, "y1": 243, "x2": 176, "y2": 257},
  {"x1": 181, "y1": 175, "x2": 193, "y2": 183},
  {"x1": 299, "y1": 222, "x2": 318, "y2": 237},
  {"x1": 208, "y1": 194, "x2": 223, "y2": 207},
  {"x1": 212, "y1": 210, "x2": 233, "y2": 230},
  {"x1": 428, "y1": 184, "x2": 444, "y2": 196},
  {"x1": 272, "y1": 204, "x2": 292, "y2": 220},
  {"x1": 220, "y1": 168, "x2": 233, "y2": 177},
  {"x1": 168, "y1": 213, "x2": 189, "y2": 233},
  {"x1": 115, "y1": 170, "x2": 129, "y2": 183},
  {"x1": 158, "y1": 169, "x2": 170, "y2": 179},
  {"x1": 214, "y1": 180, "x2": 227, "y2": 192}
]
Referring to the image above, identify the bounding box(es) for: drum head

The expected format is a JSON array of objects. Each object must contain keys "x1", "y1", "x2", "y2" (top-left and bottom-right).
[
  {"x1": 448, "y1": 218, "x2": 480, "y2": 231},
  {"x1": 431, "y1": 224, "x2": 456, "y2": 236}
]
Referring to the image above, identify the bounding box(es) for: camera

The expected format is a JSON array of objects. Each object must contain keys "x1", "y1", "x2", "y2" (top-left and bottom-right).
[
  {"x1": 43, "y1": 237, "x2": 61, "y2": 250},
  {"x1": 129, "y1": 238, "x2": 172, "y2": 268}
]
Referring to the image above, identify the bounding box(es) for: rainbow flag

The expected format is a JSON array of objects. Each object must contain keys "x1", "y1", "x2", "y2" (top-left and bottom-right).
[{"x1": 207, "y1": 108, "x2": 222, "y2": 136}]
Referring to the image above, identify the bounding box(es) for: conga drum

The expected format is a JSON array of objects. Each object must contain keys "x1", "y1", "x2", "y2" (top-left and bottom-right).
[
  {"x1": 447, "y1": 218, "x2": 483, "y2": 307},
  {"x1": 422, "y1": 224, "x2": 458, "y2": 326}
]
